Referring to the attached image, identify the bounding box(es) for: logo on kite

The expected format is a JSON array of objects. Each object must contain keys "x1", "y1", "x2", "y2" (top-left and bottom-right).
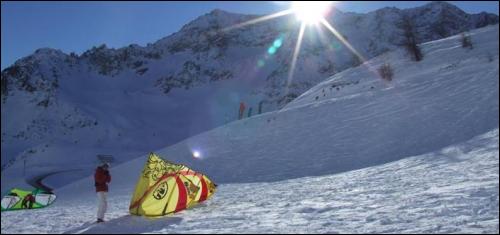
[
  {"x1": 153, "y1": 182, "x2": 169, "y2": 200},
  {"x1": 142, "y1": 153, "x2": 185, "y2": 181},
  {"x1": 143, "y1": 157, "x2": 168, "y2": 181},
  {"x1": 184, "y1": 181, "x2": 200, "y2": 200}
]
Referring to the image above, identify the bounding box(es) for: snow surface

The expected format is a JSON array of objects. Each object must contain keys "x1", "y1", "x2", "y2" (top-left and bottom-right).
[
  {"x1": 1, "y1": 129, "x2": 498, "y2": 234},
  {"x1": 1, "y1": 23, "x2": 498, "y2": 234}
]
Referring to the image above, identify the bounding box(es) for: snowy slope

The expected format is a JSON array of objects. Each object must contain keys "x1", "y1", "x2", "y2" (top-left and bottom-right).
[
  {"x1": 1, "y1": 129, "x2": 498, "y2": 233},
  {"x1": 81, "y1": 24, "x2": 498, "y2": 185},
  {"x1": 2, "y1": 2, "x2": 498, "y2": 191}
]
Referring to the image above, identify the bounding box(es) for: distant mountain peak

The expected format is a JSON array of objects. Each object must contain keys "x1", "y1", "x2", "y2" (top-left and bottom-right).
[
  {"x1": 427, "y1": 1, "x2": 453, "y2": 7},
  {"x1": 178, "y1": 8, "x2": 257, "y2": 32},
  {"x1": 32, "y1": 48, "x2": 68, "y2": 59},
  {"x1": 421, "y1": 1, "x2": 465, "y2": 13},
  {"x1": 208, "y1": 8, "x2": 233, "y2": 16}
]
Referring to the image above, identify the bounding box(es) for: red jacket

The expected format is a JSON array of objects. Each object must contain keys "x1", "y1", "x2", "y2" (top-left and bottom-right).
[
  {"x1": 94, "y1": 167, "x2": 111, "y2": 192},
  {"x1": 24, "y1": 194, "x2": 35, "y2": 202},
  {"x1": 239, "y1": 102, "x2": 246, "y2": 112}
]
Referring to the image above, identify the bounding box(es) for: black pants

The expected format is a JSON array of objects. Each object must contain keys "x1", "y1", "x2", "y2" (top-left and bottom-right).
[{"x1": 22, "y1": 200, "x2": 34, "y2": 209}]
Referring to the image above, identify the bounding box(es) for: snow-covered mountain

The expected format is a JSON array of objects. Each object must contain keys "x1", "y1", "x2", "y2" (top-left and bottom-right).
[
  {"x1": 1, "y1": 24, "x2": 498, "y2": 234},
  {"x1": 1, "y1": 2, "x2": 498, "y2": 189}
]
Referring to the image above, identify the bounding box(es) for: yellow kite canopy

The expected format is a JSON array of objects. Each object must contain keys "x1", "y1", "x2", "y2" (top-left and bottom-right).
[{"x1": 129, "y1": 152, "x2": 216, "y2": 216}]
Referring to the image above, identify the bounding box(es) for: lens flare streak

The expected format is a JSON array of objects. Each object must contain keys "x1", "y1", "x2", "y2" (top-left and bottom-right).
[
  {"x1": 286, "y1": 22, "x2": 306, "y2": 94},
  {"x1": 320, "y1": 18, "x2": 366, "y2": 63},
  {"x1": 221, "y1": 9, "x2": 294, "y2": 33}
]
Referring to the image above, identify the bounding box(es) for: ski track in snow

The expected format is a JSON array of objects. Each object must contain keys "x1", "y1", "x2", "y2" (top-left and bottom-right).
[{"x1": 1, "y1": 129, "x2": 498, "y2": 234}]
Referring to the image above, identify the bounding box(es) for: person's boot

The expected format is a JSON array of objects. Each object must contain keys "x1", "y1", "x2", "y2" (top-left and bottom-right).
[{"x1": 97, "y1": 218, "x2": 104, "y2": 223}]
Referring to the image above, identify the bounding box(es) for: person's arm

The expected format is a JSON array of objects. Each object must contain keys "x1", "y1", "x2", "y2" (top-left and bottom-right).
[{"x1": 105, "y1": 170, "x2": 111, "y2": 183}]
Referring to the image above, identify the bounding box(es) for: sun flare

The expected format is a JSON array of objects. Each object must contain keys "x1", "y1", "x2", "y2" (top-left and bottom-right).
[
  {"x1": 220, "y1": 0, "x2": 364, "y2": 95},
  {"x1": 292, "y1": 1, "x2": 332, "y2": 25}
]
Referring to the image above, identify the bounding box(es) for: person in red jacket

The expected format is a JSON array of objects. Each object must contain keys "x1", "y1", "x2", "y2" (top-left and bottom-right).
[
  {"x1": 239, "y1": 102, "x2": 246, "y2": 120},
  {"x1": 94, "y1": 162, "x2": 111, "y2": 223}
]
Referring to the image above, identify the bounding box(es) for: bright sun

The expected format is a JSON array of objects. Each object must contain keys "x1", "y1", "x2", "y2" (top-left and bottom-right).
[{"x1": 292, "y1": 1, "x2": 333, "y2": 25}]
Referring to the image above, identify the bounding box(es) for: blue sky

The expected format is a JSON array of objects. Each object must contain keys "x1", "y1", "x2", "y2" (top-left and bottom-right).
[{"x1": 2, "y1": 1, "x2": 498, "y2": 69}]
